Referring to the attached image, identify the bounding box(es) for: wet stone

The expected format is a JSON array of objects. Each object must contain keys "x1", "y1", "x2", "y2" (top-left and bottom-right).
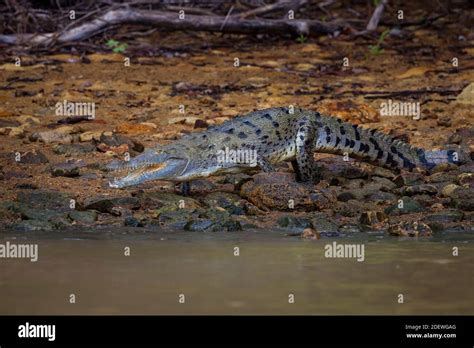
[
  {"x1": 17, "y1": 150, "x2": 49, "y2": 164},
  {"x1": 277, "y1": 215, "x2": 312, "y2": 229},
  {"x1": 68, "y1": 210, "x2": 98, "y2": 224},
  {"x1": 423, "y1": 210, "x2": 464, "y2": 223},
  {"x1": 311, "y1": 214, "x2": 340, "y2": 236},
  {"x1": 83, "y1": 196, "x2": 140, "y2": 214},
  {"x1": 99, "y1": 133, "x2": 144, "y2": 153},
  {"x1": 359, "y1": 211, "x2": 388, "y2": 227},
  {"x1": 240, "y1": 173, "x2": 331, "y2": 211},
  {"x1": 17, "y1": 190, "x2": 73, "y2": 212},
  {"x1": 388, "y1": 221, "x2": 432, "y2": 237},
  {"x1": 124, "y1": 216, "x2": 144, "y2": 227},
  {"x1": 385, "y1": 196, "x2": 425, "y2": 215},
  {"x1": 401, "y1": 184, "x2": 438, "y2": 196},
  {"x1": 50, "y1": 160, "x2": 85, "y2": 177},
  {"x1": 393, "y1": 172, "x2": 424, "y2": 187},
  {"x1": 448, "y1": 187, "x2": 474, "y2": 211},
  {"x1": 10, "y1": 220, "x2": 55, "y2": 232},
  {"x1": 53, "y1": 143, "x2": 96, "y2": 156}
]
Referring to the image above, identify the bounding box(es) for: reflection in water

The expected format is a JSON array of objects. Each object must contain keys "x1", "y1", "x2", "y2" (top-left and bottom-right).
[{"x1": 0, "y1": 228, "x2": 473, "y2": 314}]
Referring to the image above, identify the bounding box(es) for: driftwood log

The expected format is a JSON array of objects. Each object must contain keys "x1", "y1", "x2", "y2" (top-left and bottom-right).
[{"x1": 0, "y1": 9, "x2": 345, "y2": 47}]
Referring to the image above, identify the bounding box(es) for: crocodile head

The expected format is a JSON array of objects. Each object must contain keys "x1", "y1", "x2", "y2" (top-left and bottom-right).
[
  {"x1": 106, "y1": 146, "x2": 245, "y2": 188},
  {"x1": 107, "y1": 148, "x2": 190, "y2": 188}
]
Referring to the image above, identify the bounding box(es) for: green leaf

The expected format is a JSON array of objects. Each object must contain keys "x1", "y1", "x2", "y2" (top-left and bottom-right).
[{"x1": 106, "y1": 39, "x2": 119, "y2": 47}]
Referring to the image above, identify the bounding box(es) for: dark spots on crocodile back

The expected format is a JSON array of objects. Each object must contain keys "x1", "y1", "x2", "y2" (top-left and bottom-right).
[
  {"x1": 256, "y1": 129, "x2": 262, "y2": 136},
  {"x1": 369, "y1": 138, "x2": 381, "y2": 152},
  {"x1": 325, "y1": 126, "x2": 331, "y2": 135},
  {"x1": 326, "y1": 136, "x2": 331, "y2": 143},
  {"x1": 261, "y1": 135, "x2": 269, "y2": 140},
  {"x1": 336, "y1": 118, "x2": 342, "y2": 123},
  {"x1": 335, "y1": 136, "x2": 341, "y2": 147},
  {"x1": 340, "y1": 126, "x2": 346, "y2": 135},
  {"x1": 243, "y1": 120, "x2": 256, "y2": 128},
  {"x1": 386, "y1": 153, "x2": 398, "y2": 167},
  {"x1": 360, "y1": 143, "x2": 370, "y2": 153},
  {"x1": 353, "y1": 125, "x2": 360, "y2": 141},
  {"x1": 262, "y1": 113, "x2": 273, "y2": 120},
  {"x1": 376, "y1": 150, "x2": 384, "y2": 159},
  {"x1": 223, "y1": 136, "x2": 231, "y2": 142},
  {"x1": 345, "y1": 139, "x2": 350, "y2": 147},
  {"x1": 226, "y1": 128, "x2": 235, "y2": 134},
  {"x1": 272, "y1": 121, "x2": 280, "y2": 128},
  {"x1": 349, "y1": 140, "x2": 355, "y2": 148},
  {"x1": 201, "y1": 134, "x2": 207, "y2": 139},
  {"x1": 208, "y1": 144, "x2": 215, "y2": 150},
  {"x1": 238, "y1": 132, "x2": 248, "y2": 139},
  {"x1": 299, "y1": 134, "x2": 305, "y2": 141}
]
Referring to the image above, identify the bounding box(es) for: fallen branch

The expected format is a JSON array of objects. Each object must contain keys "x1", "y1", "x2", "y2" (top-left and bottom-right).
[
  {"x1": 235, "y1": 0, "x2": 307, "y2": 19},
  {"x1": 0, "y1": 8, "x2": 345, "y2": 46},
  {"x1": 366, "y1": 0, "x2": 388, "y2": 31}
]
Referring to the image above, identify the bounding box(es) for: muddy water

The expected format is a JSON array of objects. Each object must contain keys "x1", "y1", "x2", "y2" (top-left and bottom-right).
[{"x1": 1, "y1": 229, "x2": 473, "y2": 315}]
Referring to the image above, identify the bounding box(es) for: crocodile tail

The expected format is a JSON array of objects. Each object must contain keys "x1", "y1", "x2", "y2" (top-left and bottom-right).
[{"x1": 316, "y1": 116, "x2": 457, "y2": 171}]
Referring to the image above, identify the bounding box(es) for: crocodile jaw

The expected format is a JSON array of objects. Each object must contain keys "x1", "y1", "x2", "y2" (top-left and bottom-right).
[{"x1": 108, "y1": 157, "x2": 188, "y2": 188}]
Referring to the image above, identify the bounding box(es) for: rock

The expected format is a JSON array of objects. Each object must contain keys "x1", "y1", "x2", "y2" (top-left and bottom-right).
[
  {"x1": 98, "y1": 133, "x2": 144, "y2": 153},
  {"x1": 393, "y1": 172, "x2": 424, "y2": 187},
  {"x1": 17, "y1": 190, "x2": 73, "y2": 212},
  {"x1": 448, "y1": 187, "x2": 474, "y2": 211},
  {"x1": 359, "y1": 211, "x2": 388, "y2": 227},
  {"x1": 402, "y1": 184, "x2": 437, "y2": 196},
  {"x1": 366, "y1": 191, "x2": 397, "y2": 201},
  {"x1": 79, "y1": 130, "x2": 107, "y2": 142},
  {"x1": 458, "y1": 173, "x2": 474, "y2": 187},
  {"x1": 68, "y1": 210, "x2": 98, "y2": 224},
  {"x1": 385, "y1": 196, "x2": 425, "y2": 215},
  {"x1": 436, "y1": 116, "x2": 452, "y2": 127},
  {"x1": 168, "y1": 117, "x2": 200, "y2": 126},
  {"x1": 30, "y1": 126, "x2": 74, "y2": 144},
  {"x1": 423, "y1": 210, "x2": 464, "y2": 223},
  {"x1": 10, "y1": 220, "x2": 54, "y2": 232},
  {"x1": 370, "y1": 176, "x2": 397, "y2": 190},
  {"x1": 301, "y1": 228, "x2": 320, "y2": 240},
  {"x1": 124, "y1": 216, "x2": 143, "y2": 227},
  {"x1": 194, "y1": 119, "x2": 208, "y2": 129},
  {"x1": 50, "y1": 160, "x2": 85, "y2": 177},
  {"x1": 136, "y1": 191, "x2": 201, "y2": 210},
  {"x1": 220, "y1": 173, "x2": 252, "y2": 189},
  {"x1": 83, "y1": 196, "x2": 140, "y2": 214},
  {"x1": 240, "y1": 173, "x2": 331, "y2": 211},
  {"x1": 427, "y1": 172, "x2": 458, "y2": 183},
  {"x1": 430, "y1": 162, "x2": 459, "y2": 174},
  {"x1": 115, "y1": 123, "x2": 157, "y2": 135},
  {"x1": 441, "y1": 184, "x2": 461, "y2": 197},
  {"x1": 311, "y1": 213, "x2": 340, "y2": 236},
  {"x1": 17, "y1": 150, "x2": 49, "y2": 164},
  {"x1": 277, "y1": 215, "x2": 312, "y2": 229},
  {"x1": 388, "y1": 221, "x2": 432, "y2": 237},
  {"x1": 156, "y1": 209, "x2": 193, "y2": 228},
  {"x1": 371, "y1": 167, "x2": 396, "y2": 179},
  {"x1": 202, "y1": 192, "x2": 245, "y2": 215},
  {"x1": 53, "y1": 143, "x2": 96, "y2": 155},
  {"x1": 17, "y1": 115, "x2": 40, "y2": 125},
  {"x1": 455, "y1": 82, "x2": 474, "y2": 104},
  {"x1": 337, "y1": 191, "x2": 356, "y2": 202},
  {"x1": 184, "y1": 219, "x2": 214, "y2": 232}
]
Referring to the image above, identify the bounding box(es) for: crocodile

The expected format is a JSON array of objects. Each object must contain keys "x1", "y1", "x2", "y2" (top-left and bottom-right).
[{"x1": 107, "y1": 107, "x2": 457, "y2": 193}]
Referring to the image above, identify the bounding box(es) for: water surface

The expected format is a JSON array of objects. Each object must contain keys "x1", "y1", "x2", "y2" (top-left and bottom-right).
[{"x1": 0, "y1": 228, "x2": 473, "y2": 314}]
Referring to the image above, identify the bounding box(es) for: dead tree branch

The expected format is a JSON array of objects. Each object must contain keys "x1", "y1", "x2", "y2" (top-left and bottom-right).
[{"x1": 0, "y1": 8, "x2": 345, "y2": 46}]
